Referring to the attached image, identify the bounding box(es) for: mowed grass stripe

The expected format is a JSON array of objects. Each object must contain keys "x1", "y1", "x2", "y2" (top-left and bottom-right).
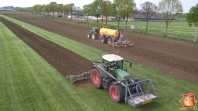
[
  {"x1": 0, "y1": 22, "x2": 22, "y2": 110},
  {"x1": 1, "y1": 15, "x2": 198, "y2": 110},
  {"x1": 0, "y1": 22, "x2": 93, "y2": 111},
  {"x1": 0, "y1": 22, "x2": 52, "y2": 110}
]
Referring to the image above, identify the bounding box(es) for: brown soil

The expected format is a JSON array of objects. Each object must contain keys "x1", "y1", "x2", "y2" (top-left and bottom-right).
[
  {"x1": 2, "y1": 14, "x2": 198, "y2": 85},
  {"x1": 0, "y1": 17, "x2": 92, "y2": 83}
]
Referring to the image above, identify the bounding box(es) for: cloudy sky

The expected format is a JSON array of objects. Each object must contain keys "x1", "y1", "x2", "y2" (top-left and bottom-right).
[{"x1": 1, "y1": 0, "x2": 197, "y2": 13}]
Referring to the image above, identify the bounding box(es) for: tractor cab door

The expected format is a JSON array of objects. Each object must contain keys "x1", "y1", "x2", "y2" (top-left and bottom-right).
[
  {"x1": 95, "y1": 28, "x2": 100, "y2": 33},
  {"x1": 102, "y1": 59, "x2": 109, "y2": 71},
  {"x1": 102, "y1": 59, "x2": 116, "y2": 76}
]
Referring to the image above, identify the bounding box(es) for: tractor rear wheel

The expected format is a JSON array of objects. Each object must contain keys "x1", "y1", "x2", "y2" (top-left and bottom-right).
[
  {"x1": 91, "y1": 68, "x2": 103, "y2": 89},
  {"x1": 92, "y1": 33, "x2": 97, "y2": 40},
  {"x1": 107, "y1": 37, "x2": 112, "y2": 44},
  {"x1": 109, "y1": 84, "x2": 125, "y2": 103},
  {"x1": 101, "y1": 36, "x2": 107, "y2": 44},
  {"x1": 87, "y1": 34, "x2": 91, "y2": 39}
]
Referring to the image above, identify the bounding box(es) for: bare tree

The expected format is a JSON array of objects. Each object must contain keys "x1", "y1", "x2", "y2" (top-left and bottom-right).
[
  {"x1": 76, "y1": 7, "x2": 81, "y2": 22},
  {"x1": 140, "y1": 1, "x2": 157, "y2": 34},
  {"x1": 158, "y1": 0, "x2": 183, "y2": 37}
]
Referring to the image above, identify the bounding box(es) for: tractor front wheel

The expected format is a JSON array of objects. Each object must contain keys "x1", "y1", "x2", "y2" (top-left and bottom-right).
[
  {"x1": 109, "y1": 84, "x2": 125, "y2": 103},
  {"x1": 87, "y1": 34, "x2": 91, "y2": 39},
  {"x1": 91, "y1": 68, "x2": 103, "y2": 89}
]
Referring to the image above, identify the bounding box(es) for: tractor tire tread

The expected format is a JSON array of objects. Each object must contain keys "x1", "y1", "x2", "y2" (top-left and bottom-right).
[
  {"x1": 91, "y1": 68, "x2": 103, "y2": 89},
  {"x1": 109, "y1": 84, "x2": 125, "y2": 103}
]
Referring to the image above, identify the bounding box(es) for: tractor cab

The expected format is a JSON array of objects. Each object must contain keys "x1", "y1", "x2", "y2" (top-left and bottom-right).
[
  {"x1": 89, "y1": 27, "x2": 100, "y2": 34},
  {"x1": 67, "y1": 54, "x2": 158, "y2": 108},
  {"x1": 101, "y1": 54, "x2": 134, "y2": 82},
  {"x1": 102, "y1": 54, "x2": 124, "y2": 72}
]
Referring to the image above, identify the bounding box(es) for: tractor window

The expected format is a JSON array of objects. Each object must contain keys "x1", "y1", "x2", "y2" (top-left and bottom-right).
[
  {"x1": 102, "y1": 59, "x2": 109, "y2": 66},
  {"x1": 95, "y1": 29, "x2": 100, "y2": 33},
  {"x1": 116, "y1": 60, "x2": 123, "y2": 69}
]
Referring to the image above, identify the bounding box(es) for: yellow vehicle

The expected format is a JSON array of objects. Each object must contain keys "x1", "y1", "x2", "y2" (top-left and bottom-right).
[{"x1": 87, "y1": 27, "x2": 133, "y2": 48}]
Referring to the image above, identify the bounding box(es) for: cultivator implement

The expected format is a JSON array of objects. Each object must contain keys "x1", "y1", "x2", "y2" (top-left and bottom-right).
[
  {"x1": 111, "y1": 40, "x2": 134, "y2": 48},
  {"x1": 66, "y1": 71, "x2": 91, "y2": 84}
]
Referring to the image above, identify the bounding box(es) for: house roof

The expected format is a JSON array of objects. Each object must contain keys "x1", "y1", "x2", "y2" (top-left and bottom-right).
[
  {"x1": 0, "y1": 7, "x2": 14, "y2": 11},
  {"x1": 134, "y1": 13, "x2": 162, "y2": 19}
]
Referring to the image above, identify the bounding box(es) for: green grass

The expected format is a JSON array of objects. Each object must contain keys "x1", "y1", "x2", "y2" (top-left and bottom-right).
[
  {"x1": 0, "y1": 21, "x2": 94, "y2": 111},
  {"x1": 107, "y1": 20, "x2": 196, "y2": 39},
  {"x1": 1, "y1": 15, "x2": 198, "y2": 111}
]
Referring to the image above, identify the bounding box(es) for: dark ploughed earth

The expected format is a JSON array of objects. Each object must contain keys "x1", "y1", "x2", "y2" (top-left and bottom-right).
[{"x1": 2, "y1": 14, "x2": 198, "y2": 85}]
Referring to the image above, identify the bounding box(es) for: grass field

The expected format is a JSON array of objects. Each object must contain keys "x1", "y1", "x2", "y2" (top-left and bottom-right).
[
  {"x1": 107, "y1": 19, "x2": 196, "y2": 39},
  {"x1": 1, "y1": 15, "x2": 198, "y2": 111}
]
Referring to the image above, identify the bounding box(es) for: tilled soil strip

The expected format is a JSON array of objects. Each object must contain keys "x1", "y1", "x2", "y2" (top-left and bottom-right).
[
  {"x1": 0, "y1": 17, "x2": 92, "y2": 79},
  {"x1": 5, "y1": 14, "x2": 198, "y2": 85}
]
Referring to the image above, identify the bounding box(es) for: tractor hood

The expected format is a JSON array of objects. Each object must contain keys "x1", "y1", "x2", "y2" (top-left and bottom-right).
[{"x1": 115, "y1": 69, "x2": 130, "y2": 81}]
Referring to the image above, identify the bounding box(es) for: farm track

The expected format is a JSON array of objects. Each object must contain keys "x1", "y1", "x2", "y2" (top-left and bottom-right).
[
  {"x1": 2, "y1": 14, "x2": 198, "y2": 85},
  {"x1": 0, "y1": 17, "x2": 92, "y2": 82}
]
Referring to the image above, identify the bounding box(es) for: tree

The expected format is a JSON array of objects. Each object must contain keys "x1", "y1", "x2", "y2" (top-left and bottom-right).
[
  {"x1": 158, "y1": 0, "x2": 183, "y2": 37},
  {"x1": 76, "y1": 7, "x2": 81, "y2": 22},
  {"x1": 92, "y1": 0, "x2": 103, "y2": 23},
  {"x1": 25, "y1": 7, "x2": 33, "y2": 13},
  {"x1": 37, "y1": 5, "x2": 43, "y2": 15},
  {"x1": 68, "y1": 3, "x2": 75, "y2": 20},
  {"x1": 100, "y1": 0, "x2": 112, "y2": 26},
  {"x1": 15, "y1": 7, "x2": 25, "y2": 11},
  {"x1": 49, "y1": 2, "x2": 57, "y2": 17},
  {"x1": 63, "y1": 5, "x2": 69, "y2": 19},
  {"x1": 120, "y1": 0, "x2": 136, "y2": 29},
  {"x1": 42, "y1": 5, "x2": 49, "y2": 15},
  {"x1": 186, "y1": 3, "x2": 198, "y2": 42},
  {"x1": 33, "y1": 4, "x2": 41, "y2": 14},
  {"x1": 113, "y1": 0, "x2": 123, "y2": 28},
  {"x1": 82, "y1": 4, "x2": 92, "y2": 23},
  {"x1": 56, "y1": 4, "x2": 63, "y2": 18},
  {"x1": 140, "y1": 1, "x2": 157, "y2": 33}
]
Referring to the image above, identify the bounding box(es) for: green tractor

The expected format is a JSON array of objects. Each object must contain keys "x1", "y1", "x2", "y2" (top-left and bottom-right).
[
  {"x1": 66, "y1": 54, "x2": 158, "y2": 107},
  {"x1": 87, "y1": 27, "x2": 100, "y2": 40}
]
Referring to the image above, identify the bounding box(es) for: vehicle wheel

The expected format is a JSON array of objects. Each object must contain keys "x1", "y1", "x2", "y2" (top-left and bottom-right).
[
  {"x1": 107, "y1": 37, "x2": 112, "y2": 44},
  {"x1": 101, "y1": 36, "x2": 107, "y2": 44},
  {"x1": 92, "y1": 33, "x2": 98, "y2": 40},
  {"x1": 109, "y1": 84, "x2": 125, "y2": 103},
  {"x1": 87, "y1": 33, "x2": 91, "y2": 39},
  {"x1": 91, "y1": 68, "x2": 103, "y2": 89}
]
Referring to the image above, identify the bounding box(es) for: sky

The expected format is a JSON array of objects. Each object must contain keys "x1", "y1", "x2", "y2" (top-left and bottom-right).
[{"x1": 1, "y1": 0, "x2": 197, "y2": 13}]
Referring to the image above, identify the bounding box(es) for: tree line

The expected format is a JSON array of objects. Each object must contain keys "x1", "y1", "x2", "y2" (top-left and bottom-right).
[{"x1": 15, "y1": 0, "x2": 198, "y2": 41}]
